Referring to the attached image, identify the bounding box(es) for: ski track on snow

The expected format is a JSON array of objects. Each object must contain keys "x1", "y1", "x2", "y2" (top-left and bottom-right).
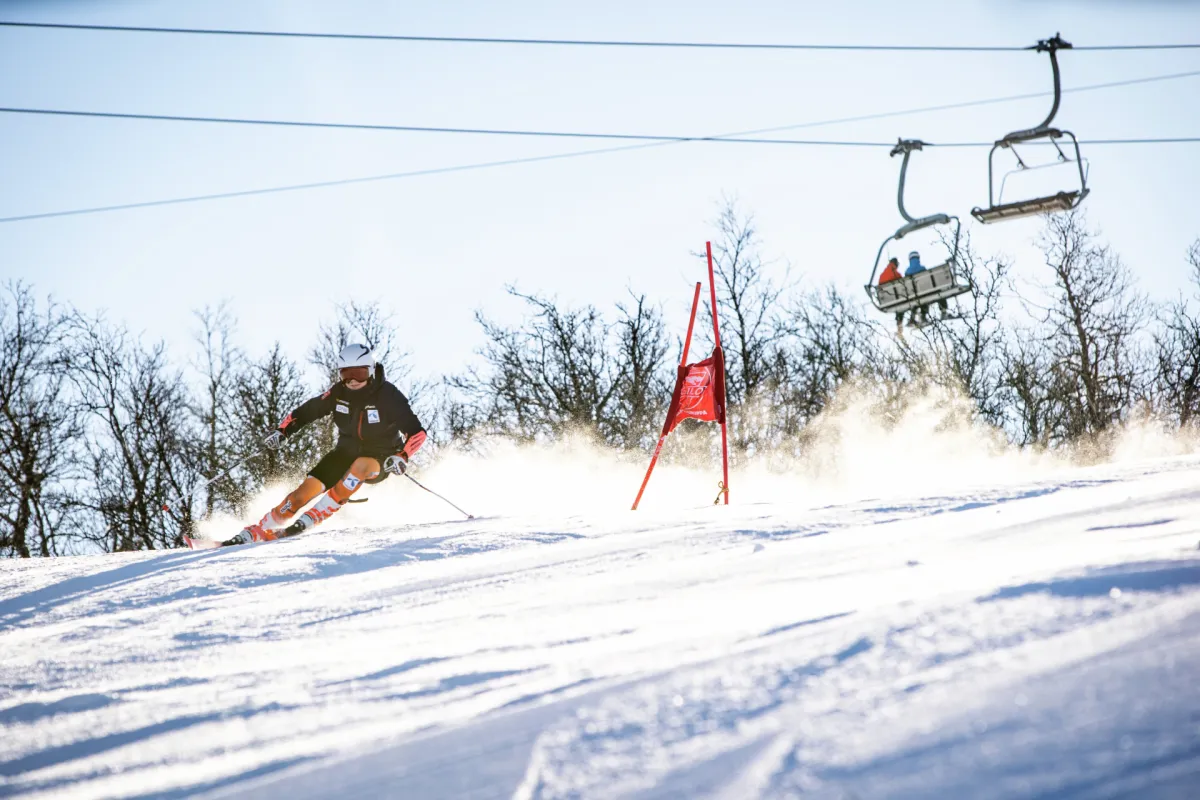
[{"x1": 0, "y1": 457, "x2": 1198, "y2": 798}]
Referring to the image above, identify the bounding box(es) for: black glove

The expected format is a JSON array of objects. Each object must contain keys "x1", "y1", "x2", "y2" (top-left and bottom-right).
[
  {"x1": 383, "y1": 454, "x2": 408, "y2": 475},
  {"x1": 263, "y1": 430, "x2": 284, "y2": 450}
]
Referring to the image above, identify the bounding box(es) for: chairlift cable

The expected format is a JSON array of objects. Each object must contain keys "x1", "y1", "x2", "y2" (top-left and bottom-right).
[
  {"x1": 1, "y1": 21, "x2": 1198, "y2": 51},
  {"x1": 2, "y1": 132, "x2": 1194, "y2": 225},
  {"x1": 0, "y1": 144, "x2": 667, "y2": 224},
  {"x1": 737, "y1": 69, "x2": 1200, "y2": 140},
  {"x1": 0, "y1": 105, "x2": 932, "y2": 144},
  {"x1": 2, "y1": 107, "x2": 1198, "y2": 148},
  {"x1": 2, "y1": 33, "x2": 1194, "y2": 151},
  {"x1": 4, "y1": 62, "x2": 1198, "y2": 141},
  {"x1": 2, "y1": 67, "x2": 1199, "y2": 224}
]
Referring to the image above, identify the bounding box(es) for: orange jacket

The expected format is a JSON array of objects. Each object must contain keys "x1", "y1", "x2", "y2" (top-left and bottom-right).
[{"x1": 879, "y1": 262, "x2": 902, "y2": 284}]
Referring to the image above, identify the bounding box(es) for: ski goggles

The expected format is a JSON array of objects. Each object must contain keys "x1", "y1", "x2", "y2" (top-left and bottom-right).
[{"x1": 339, "y1": 366, "x2": 370, "y2": 383}]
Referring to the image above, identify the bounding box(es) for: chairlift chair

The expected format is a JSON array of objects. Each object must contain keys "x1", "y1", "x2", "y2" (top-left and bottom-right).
[
  {"x1": 972, "y1": 34, "x2": 1089, "y2": 224},
  {"x1": 866, "y1": 139, "x2": 971, "y2": 318}
]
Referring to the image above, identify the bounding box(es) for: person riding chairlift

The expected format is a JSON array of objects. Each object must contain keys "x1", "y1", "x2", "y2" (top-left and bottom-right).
[
  {"x1": 904, "y1": 250, "x2": 950, "y2": 325},
  {"x1": 905, "y1": 251, "x2": 926, "y2": 277},
  {"x1": 879, "y1": 257, "x2": 902, "y2": 285},
  {"x1": 879, "y1": 257, "x2": 907, "y2": 333}
]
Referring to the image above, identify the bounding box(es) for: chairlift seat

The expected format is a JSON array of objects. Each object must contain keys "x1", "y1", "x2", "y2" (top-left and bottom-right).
[
  {"x1": 971, "y1": 37, "x2": 1090, "y2": 225},
  {"x1": 971, "y1": 189, "x2": 1086, "y2": 224},
  {"x1": 868, "y1": 262, "x2": 970, "y2": 314}
]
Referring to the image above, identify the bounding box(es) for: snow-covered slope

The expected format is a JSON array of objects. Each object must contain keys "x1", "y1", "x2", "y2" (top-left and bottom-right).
[{"x1": 2, "y1": 453, "x2": 1199, "y2": 799}]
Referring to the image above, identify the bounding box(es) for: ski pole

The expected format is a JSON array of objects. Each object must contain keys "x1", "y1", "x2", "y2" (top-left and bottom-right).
[
  {"x1": 404, "y1": 472, "x2": 475, "y2": 520},
  {"x1": 162, "y1": 446, "x2": 267, "y2": 514}
]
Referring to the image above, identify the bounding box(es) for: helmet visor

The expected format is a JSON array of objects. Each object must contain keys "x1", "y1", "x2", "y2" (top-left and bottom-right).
[{"x1": 340, "y1": 366, "x2": 370, "y2": 384}]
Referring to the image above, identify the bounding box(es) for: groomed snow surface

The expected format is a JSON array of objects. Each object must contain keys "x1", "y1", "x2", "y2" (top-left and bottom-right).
[{"x1": 3, "y1": 439, "x2": 1200, "y2": 798}]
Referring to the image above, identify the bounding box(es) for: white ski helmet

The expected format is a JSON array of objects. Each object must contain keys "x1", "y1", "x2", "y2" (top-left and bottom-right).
[{"x1": 336, "y1": 343, "x2": 375, "y2": 371}]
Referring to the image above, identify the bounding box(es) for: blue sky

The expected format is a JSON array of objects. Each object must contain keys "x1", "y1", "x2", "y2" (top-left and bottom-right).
[{"x1": 1, "y1": 0, "x2": 1198, "y2": 386}]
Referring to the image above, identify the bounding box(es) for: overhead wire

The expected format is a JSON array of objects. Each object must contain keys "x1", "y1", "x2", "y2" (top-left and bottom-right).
[
  {"x1": 3, "y1": 69, "x2": 1199, "y2": 146},
  {"x1": 0, "y1": 146, "x2": 658, "y2": 224},
  {"x1": 0, "y1": 135, "x2": 1193, "y2": 224},
  {"x1": 729, "y1": 69, "x2": 1200, "y2": 139},
  {"x1": 2, "y1": 68, "x2": 1199, "y2": 224},
  {"x1": 6, "y1": 103, "x2": 1197, "y2": 149},
  {"x1": 1, "y1": 20, "x2": 1198, "y2": 51}
]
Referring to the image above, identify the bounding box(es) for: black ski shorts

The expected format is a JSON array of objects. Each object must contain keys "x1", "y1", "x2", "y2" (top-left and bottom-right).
[{"x1": 308, "y1": 449, "x2": 390, "y2": 490}]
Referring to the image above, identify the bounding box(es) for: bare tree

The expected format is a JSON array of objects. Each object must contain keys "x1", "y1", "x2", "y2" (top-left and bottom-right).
[
  {"x1": 191, "y1": 302, "x2": 242, "y2": 516},
  {"x1": 451, "y1": 289, "x2": 620, "y2": 443},
  {"x1": 229, "y1": 343, "x2": 324, "y2": 493},
  {"x1": 611, "y1": 291, "x2": 671, "y2": 449},
  {"x1": 701, "y1": 198, "x2": 786, "y2": 407},
  {"x1": 774, "y1": 283, "x2": 885, "y2": 436},
  {"x1": 701, "y1": 198, "x2": 788, "y2": 451},
  {"x1": 1037, "y1": 210, "x2": 1149, "y2": 441},
  {"x1": 424, "y1": 383, "x2": 487, "y2": 450},
  {"x1": 0, "y1": 283, "x2": 78, "y2": 557},
  {"x1": 900, "y1": 231, "x2": 1012, "y2": 427},
  {"x1": 69, "y1": 316, "x2": 199, "y2": 551},
  {"x1": 1152, "y1": 238, "x2": 1200, "y2": 426},
  {"x1": 999, "y1": 331, "x2": 1069, "y2": 448},
  {"x1": 448, "y1": 287, "x2": 671, "y2": 449}
]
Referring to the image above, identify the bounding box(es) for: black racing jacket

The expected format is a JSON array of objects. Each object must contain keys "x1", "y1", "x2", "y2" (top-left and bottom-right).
[{"x1": 279, "y1": 377, "x2": 424, "y2": 458}]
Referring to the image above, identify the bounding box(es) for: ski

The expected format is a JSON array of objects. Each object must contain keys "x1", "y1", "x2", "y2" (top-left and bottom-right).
[
  {"x1": 183, "y1": 535, "x2": 281, "y2": 549},
  {"x1": 183, "y1": 535, "x2": 225, "y2": 550},
  {"x1": 184, "y1": 526, "x2": 310, "y2": 550}
]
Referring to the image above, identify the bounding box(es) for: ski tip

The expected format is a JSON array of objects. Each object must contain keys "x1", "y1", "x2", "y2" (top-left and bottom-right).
[{"x1": 183, "y1": 535, "x2": 224, "y2": 550}]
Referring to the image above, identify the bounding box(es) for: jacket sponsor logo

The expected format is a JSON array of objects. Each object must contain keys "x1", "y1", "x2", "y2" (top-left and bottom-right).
[
  {"x1": 367, "y1": 409, "x2": 380, "y2": 424},
  {"x1": 335, "y1": 402, "x2": 350, "y2": 414}
]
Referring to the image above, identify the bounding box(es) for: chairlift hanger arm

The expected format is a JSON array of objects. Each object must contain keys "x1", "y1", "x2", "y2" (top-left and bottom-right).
[
  {"x1": 892, "y1": 138, "x2": 926, "y2": 224},
  {"x1": 890, "y1": 138, "x2": 951, "y2": 235},
  {"x1": 1005, "y1": 34, "x2": 1072, "y2": 141}
]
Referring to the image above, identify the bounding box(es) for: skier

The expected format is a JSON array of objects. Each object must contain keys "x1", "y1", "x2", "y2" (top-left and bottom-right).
[{"x1": 223, "y1": 343, "x2": 427, "y2": 546}]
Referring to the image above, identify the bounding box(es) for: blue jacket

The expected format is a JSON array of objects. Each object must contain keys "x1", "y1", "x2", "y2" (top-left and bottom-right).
[{"x1": 905, "y1": 255, "x2": 925, "y2": 277}]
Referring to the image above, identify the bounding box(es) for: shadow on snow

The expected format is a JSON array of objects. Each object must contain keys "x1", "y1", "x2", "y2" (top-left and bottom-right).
[
  {"x1": 0, "y1": 527, "x2": 579, "y2": 633},
  {"x1": 978, "y1": 559, "x2": 1200, "y2": 602}
]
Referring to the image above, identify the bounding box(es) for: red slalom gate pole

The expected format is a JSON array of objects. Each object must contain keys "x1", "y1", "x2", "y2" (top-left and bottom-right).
[
  {"x1": 706, "y1": 241, "x2": 730, "y2": 505},
  {"x1": 632, "y1": 282, "x2": 702, "y2": 511},
  {"x1": 680, "y1": 282, "x2": 702, "y2": 365}
]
